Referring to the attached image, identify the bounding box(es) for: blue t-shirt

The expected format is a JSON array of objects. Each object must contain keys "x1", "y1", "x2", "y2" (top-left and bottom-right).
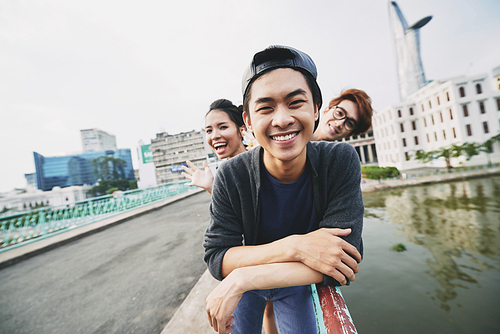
[{"x1": 257, "y1": 163, "x2": 318, "y2": 244}]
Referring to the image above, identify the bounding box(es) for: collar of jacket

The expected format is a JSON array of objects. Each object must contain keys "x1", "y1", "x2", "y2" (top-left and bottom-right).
[{"x1": 249, "y1": 142, "x2": 323, "y2": 222}]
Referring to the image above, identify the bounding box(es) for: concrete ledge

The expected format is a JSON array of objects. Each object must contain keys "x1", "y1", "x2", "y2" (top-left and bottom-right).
[
  {"x1": 161, "y1": 269, "x2": 219, "y2": 334},
  {"x1": 361, "y1": 167, "x2": 500, "y2": 193},
  {"x1": 0, "y1": 188, "x2": 204, "y2": 269}
]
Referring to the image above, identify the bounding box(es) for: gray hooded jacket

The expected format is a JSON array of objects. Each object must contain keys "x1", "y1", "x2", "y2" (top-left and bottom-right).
[{"x1": 203, "y1": 141, "x2": 364, "y2": 286}]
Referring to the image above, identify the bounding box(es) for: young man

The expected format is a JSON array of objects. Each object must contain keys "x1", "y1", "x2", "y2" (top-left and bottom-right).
[{"x1": 204, "y1": 46, "x2": 364, "y2": 334}]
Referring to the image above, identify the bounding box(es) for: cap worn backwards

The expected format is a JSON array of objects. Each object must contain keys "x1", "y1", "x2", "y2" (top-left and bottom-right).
[
  {"x1": 241, "y1": 45, "x2": 319, "y2": 97},
  {"x1": 241, "y1": 45, "x2": 322, "y2": 131}
]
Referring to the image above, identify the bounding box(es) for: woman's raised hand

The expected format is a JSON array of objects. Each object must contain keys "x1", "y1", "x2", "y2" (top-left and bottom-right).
[
  {"x1": 242, "y1": 130, "x2": 259, "y2": 150},
  {"x1": 181, "y1": 160, "x2": 214, "y2": 195}
]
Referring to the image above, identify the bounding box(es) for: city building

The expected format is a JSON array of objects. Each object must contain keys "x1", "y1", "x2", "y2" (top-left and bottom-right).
[
  {"x1": 373, "y1": 73, "x2": 500, "y2": 170},
  {"x1": 337, "y1": 129, "x2": 378, "y2": 165},
  {"x1": 24, "y1": 173, "x2": 38, "y2": 190},
  {"x1": 80, "y1": 128, "x2": 117, "y2": 153},
  {"x1": 136, "y1": 141, "x2": 158, "y2": 189},
  {"x1": 34, "y1": 149, "x2": 135, "y2": 191},
  {"x1": 151, "y1": 130, "x2": 207, "y2": 185},
  {"x1": 388, "y1": 1, "x2": 432, "y2": 101},
  {"x1": 0, "y1": 185, "x2": 92, "y2": 216}
]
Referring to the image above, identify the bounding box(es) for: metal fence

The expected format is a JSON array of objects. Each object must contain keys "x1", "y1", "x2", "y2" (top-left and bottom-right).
[{"x1": 0, "y1": 182, "x2": 190, "y2": 252}]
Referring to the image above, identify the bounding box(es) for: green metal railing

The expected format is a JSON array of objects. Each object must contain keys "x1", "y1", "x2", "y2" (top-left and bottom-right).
[{"x1": 0, "y1": 182, "x2": 191, "y2": 252}]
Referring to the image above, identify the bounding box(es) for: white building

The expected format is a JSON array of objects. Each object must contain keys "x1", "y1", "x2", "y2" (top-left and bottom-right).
[
  {"x1": 136, "y1": 141, "x2": 158, "y2": 189},
  {"x1": 0, "y1": 185, "x2": 92, "y2": 216},
  {"x1": 81, "y1": 128, "x2": 117, "y2": 153},
  {"x1": 151, "y1": 130, "x2": 207, "y2": 185},
  {"x1": 337, "y1": 129, "x2": 378, "y2": 165},
  {"x1": 373, "y1": 72, "x2": 500, "y2": 170}
]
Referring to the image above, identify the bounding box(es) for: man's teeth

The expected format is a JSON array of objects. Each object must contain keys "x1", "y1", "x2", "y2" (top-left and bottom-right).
[{"x1": 272, "y1": 133, "x2": 297, "y2": 141}]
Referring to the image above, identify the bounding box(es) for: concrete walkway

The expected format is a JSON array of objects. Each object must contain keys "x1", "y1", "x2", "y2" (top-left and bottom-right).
[{"x1": 0, "y1": 189, "x2": 211, "y2": 334}]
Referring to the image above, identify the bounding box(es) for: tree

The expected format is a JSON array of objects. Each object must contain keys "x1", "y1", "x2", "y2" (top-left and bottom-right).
[
  {"x1": 413, "y1": 133, "x2": 500, "y2": 170},
  {"x1": 88, "y1": 156, "x2": 132, "y2": 196},
  {"x1": 413, "y1": 144, "x2": 464, "y2": 170},
  {"x1": 90, "y1": 156, "x2": 127, "y2": 181}
]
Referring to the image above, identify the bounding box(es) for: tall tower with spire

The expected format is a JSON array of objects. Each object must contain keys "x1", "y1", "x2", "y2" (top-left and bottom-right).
[{"x1": 388, "y1": 1, "x2": 432, "y2": 101}]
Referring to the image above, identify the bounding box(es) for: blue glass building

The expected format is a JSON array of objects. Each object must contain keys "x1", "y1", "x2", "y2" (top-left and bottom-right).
[{"x1": 34, "y1": 149, "x2": 135, "y2": 191}]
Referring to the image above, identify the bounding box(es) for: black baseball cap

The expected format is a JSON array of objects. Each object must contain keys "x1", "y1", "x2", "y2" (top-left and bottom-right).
[{"x1": 241, "y1": 45, "x2": 322, "y2": 130}]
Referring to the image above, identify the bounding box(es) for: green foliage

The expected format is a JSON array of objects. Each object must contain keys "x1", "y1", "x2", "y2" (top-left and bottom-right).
[
  {"x1": 390, "y1": 243, "x2": 407, "y2": 252},
  {"x1": 411, "y1": 133, "x2": 500, "y2": 169},
  {"x1": 129, "y1": 180, "x2": 138, "y2": 190},
  {"x1": 107, "y1": 187, "x2": 119, "y2": 195},
  {"x1": 87, "y1": 180, "x2": 136, "y2": 197},
  {"x1": 90, "y1": 156, "x2": 127, "y2": 181},
  {"x1": 88, "y1": 156, "x2": 133, "y2": 196},
  {"x1": 361, "y1": 166, "x2": 400, "y2": 180}
]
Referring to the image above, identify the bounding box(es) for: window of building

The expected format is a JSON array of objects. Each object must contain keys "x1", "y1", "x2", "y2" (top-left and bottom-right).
[
  {"x1": 412, "y1": 121, "x2": 416, "y2": 131},
  {"x1": 466, "y1": 124, "x2": 472, "y2": 136},
  {"x1": 402, "y1": 138, "x2": 407, "y2": 147},
  {"x1": 368, "y1": 131, "x2": 373, "y2": 137},
  {"x1": 391, "y1": 125, "x2": 394, "y2": 134},
  {"x1": 497, "y1": 98, "x2": 500, "y2": 111},
  {"x1": 476, "y1": 83, "x2": 482, "y2": 94},
  {"x1": 394, "y1": 140, "x2": 397, "y2": 148},
  {"x1": 479, "y1": 101, "x2": 485, "y2": 114},
  {"x1": 453, "y1": 127, "x2": 456, "y2": 138},
  {"x1": 463, "y1": 104, "x2": 469, "y2": 117},
  {"x1": 443, "y1": 130, "x2": 446, "y2": 140},
  {"x1": 440, "y1": 112, "x2": 443, "y2": 123},
  {"x1": 414, "y1": 136, "x2": 419, "y2": 145},
  {"x1": 400, "y1": 123, "x2": 404, "y2": 133},
  {"x1": 385, "y1": 128, "x2": 389, "y2": 136},
  {"x1": 431, "y1": 115, "x2": 435, "y2": 125},
  {"x1": 424, "y1": 117, "x2": 427, "y2": 127},
  {"x1": 437, "y1": 96, "x2": 440, "y2": 105},
  {"x1": 361, "y1": 134, "x2": 366, "y2": 139},
  {"x1": 388, "y1": 111, "x2": 392, "y2": 120},
  {"x1": 371, "y1": 144, "x2": 377, "y2": 162},
  {"x1": 459, "y1": 86, "x2": 465, "y2": 97},
  {"x1": 388, "y1": 141, "x2": 391, "y2": 149},
  {"x1": 429, "y1": 101, "x2": 432, "y2": 109},
  {"x1": 382, "y1": 114, "x2": 386, "y2": 123},
  {"x1": 449, "y1": 109, "x2": 453, "y2": 120},
  {"x1": 434, "y1": 132, "x2": 438, "y2": 141},
  {"x1": 398, "y1": 109, "x2": 401, "y2": 117},
  {"x1": 405, "y1": 152, "x2": 409, "y2": 161},
  {"x1": 409, "y1": 107, "x2": 414, "y2": 115},
  {"x1": 446, "y1": 92, "x2": 450, "y2": 101},
  {"x1": 426, "y1": 133, "x2": 430, "y2": 142},
  {"x1": 383, "y1": 142, "x2": 386, "y2": 150},
  {"x1": 483, "y1": 121, "x2": 489, "y2": 134},
  {"x1": 421, "y1": 104, "x2": 424, "y2": 112}
]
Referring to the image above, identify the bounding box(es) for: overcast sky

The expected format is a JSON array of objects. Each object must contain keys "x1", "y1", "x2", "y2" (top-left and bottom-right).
[{"x1": 1, "y1": 0, "x2": 499, "y2": 193}]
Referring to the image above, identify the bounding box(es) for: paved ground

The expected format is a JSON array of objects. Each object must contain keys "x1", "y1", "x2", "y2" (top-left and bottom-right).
[{"x1": 0, "y1": 191, "x2": 212, "y2": 334}]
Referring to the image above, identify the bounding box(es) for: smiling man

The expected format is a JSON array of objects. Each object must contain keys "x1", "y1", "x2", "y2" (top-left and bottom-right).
[{"x1": 204, "y1": 46, "x2": 364, "y2": 334}]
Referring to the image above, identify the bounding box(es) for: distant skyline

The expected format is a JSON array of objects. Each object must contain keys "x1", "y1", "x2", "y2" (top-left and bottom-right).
[{"x1": 1, "y1": 0, "x2": 500, "y2": 192}]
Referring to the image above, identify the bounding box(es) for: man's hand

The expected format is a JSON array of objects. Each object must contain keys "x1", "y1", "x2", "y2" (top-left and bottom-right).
[
  {"x1": 181, "y1": 160, "x2": 214, "y2": 195},
  {"x1": 206, "y1": 271, "x2": 244, "y2": 334},
  {"x1": 290, "y1": 228, "x2": 361, "y2": 285}
]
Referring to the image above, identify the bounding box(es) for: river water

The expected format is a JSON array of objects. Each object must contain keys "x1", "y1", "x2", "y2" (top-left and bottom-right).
[{"x1": 341, "y1": 175, "x2": 500, "y2": 334}]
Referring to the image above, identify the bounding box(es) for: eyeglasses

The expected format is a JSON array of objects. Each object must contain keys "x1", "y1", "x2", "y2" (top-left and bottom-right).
[{"x1": 331, "y1": 106, "x2": 357, "y2": 131}]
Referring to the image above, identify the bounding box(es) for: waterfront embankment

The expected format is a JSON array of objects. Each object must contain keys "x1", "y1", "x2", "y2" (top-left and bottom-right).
[{"x1": 361, "y1": 165, "x2": 500, "y2": 192}]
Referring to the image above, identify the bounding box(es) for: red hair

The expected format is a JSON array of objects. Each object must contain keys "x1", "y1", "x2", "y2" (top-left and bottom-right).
[{"x1": 326, "y1": 89, "x2": 373, "y2": 135}]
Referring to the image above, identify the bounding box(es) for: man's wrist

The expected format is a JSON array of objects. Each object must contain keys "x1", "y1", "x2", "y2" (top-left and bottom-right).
[{"x1": 284, "y1": 234, "x2": 301, "y2": 263}]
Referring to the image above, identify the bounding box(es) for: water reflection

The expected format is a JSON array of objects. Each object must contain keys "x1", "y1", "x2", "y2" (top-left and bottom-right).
[{"x1": 363, "y1": 176, "x2": 500, "y2": 311}]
